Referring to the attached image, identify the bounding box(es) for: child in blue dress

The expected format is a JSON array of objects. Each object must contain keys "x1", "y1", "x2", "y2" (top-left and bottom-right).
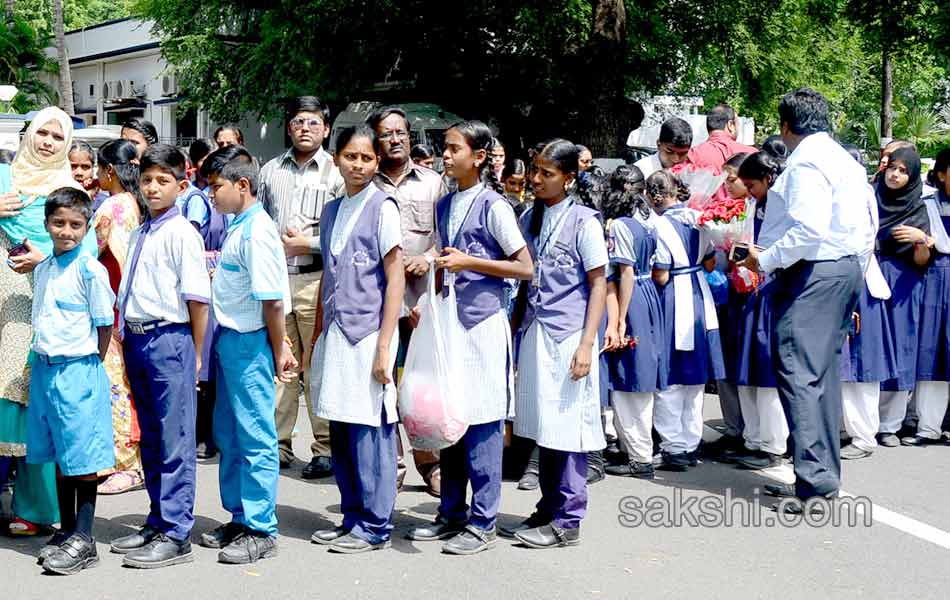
[{"x1": 648, "y1": 170, "x2": 725, "y2": 471}]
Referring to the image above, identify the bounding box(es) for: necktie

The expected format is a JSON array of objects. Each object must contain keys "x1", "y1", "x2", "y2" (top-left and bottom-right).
[{"x1": 117, "y1": 221, "x2": 150, "y2": 334}]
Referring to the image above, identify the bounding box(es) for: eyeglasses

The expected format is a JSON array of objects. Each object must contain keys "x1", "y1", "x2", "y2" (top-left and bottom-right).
[
  {"x1": 290, "y1": 117, "x2": 324, "y2": 131},
  {"x1": 380, "y1": 130, "x2": 409, "y2": 141}
]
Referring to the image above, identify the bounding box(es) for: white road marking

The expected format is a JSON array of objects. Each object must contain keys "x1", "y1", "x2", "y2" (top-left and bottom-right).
[{"x1": 703, "y1": 424, "x2": 950, "y2": 550}]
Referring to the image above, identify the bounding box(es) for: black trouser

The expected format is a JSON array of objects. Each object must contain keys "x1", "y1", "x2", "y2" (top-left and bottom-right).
[
  {"x1": 196, "y1": 380, "x2": 216, "y2": 449},
  {"x1": 771, "y1": 257, "x2": 861, "y2": 499}
]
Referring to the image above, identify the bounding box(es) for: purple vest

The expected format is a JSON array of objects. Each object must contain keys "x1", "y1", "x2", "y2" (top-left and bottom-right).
[
  {"x1": 319, "y1": 190, "x2": 394, "y2": 345},
  {"x1": 436, "y1": 187, "x2": 508, "y2": 329},
  {"x1": 521, "y1": 202, "x2": 600, "y2": 343}
]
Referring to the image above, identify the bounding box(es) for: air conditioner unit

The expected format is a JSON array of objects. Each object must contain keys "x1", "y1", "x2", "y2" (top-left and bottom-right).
[
  {"x1": 162, "y1": 74, "x2": 177, "y2": 97},
  {"x1": 128, "y1": 80, "x2": 146, "y2": 98}
]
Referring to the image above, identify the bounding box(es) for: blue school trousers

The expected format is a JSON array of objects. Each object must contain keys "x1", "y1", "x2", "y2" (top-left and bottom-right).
[
  {"x1": 439, "y1": 420, "x2": 504, "y2": 531},
  {"x1": 123, "y1": 323, "x2": 197, "y2": 541},
  {"x1": 213, "y1": 327, "x2": 279, "y2": 536}
]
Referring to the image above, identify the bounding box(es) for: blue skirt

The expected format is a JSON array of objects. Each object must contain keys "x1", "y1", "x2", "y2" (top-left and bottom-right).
[
  {"x1": 608, "y1": 278, "x2": 666, "y2": 393},
  {"x1": 734, "y1": 276, "x2": 778, "y2": 388},
  {"x1": 879, "y1": 256, "x2": 926, "y2": 391},
  {"x1": 719, "y1": 288, "x2": 744, "y2": 383},
  {"x1": 839, "y1": 285, "x2": 897, "y2": 383},
  {"x1": 660, "y1": 276, "x2": 726, "y2": 385},
  {"x1": 916, "y1": 253, "x2": 950, "y2": 381}
]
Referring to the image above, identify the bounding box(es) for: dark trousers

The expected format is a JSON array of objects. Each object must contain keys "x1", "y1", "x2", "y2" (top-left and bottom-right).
[
  {"x1": 439, "y1": 420, "x2": 504, "y2": 531},
  {"x1": 329, "y1": 406, "x2": 397, "y2": 544},
  {"x1": 771, "y1": 257, "x2": 861, "y2": 499},
  {"x1": 537, "y1": 448, "x2": 587, "y2": 529},
  {"x1": 123, "y1": 324, "x2": 197, "y2": 541}
]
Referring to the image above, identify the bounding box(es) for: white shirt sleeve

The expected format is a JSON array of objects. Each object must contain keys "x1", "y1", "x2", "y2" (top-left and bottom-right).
[
  {"x1": 247, "y1": 222, "x2": 289, "y2": 301},
  {"x1": 577, "y1": 217, "x2": 609, "y2": 271},
  {"x1": 177, "y1": 226, "x2": 212, "y2": 303},
  {"x1": 758, "y1": 162, "x2": 833, "y2": 273},
  {"x1": 487, "y1": 200, "x2": 527, "y2": 256},
  {"x1": 610, "y1": 220, "x2": 637, "y2": 267},
  {"x1": 378, "y1": 200, "x2": 403, "y2": 258},
  {"x1": 83, "y1": 259, "x2": 117, "y2": 327}
]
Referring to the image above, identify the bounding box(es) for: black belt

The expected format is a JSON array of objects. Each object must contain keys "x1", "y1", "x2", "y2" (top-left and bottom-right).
[
  {"x1": 287, "y1": 254, "x2": 323, "y2": 274},
  {"x1": 125, "y1": 320, "x2": 177, "y2": 335}
]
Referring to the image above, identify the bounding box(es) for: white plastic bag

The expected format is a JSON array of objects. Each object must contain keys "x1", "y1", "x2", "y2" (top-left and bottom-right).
[{"x1": 399, "y1": 263, "x2": 468, "y2": 450}]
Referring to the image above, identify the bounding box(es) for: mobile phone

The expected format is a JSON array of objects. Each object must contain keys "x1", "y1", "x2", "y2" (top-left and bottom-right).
[
  {"x1": 729, "y1": 242, "x2": 751, "y2": 262},
  {"x1": 6, "y1": 238, "x2": 28, "y2": 268}
]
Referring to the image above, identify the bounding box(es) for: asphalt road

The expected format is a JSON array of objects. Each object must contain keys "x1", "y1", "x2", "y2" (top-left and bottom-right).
[{"x1": 3, "y1": 397, "x2": 949, "y2": 599}]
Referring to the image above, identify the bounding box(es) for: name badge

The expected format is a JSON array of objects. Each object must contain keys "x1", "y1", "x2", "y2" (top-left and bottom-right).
[{"x1": 531, "y1": 265, "x2": 541, "y2": 288}]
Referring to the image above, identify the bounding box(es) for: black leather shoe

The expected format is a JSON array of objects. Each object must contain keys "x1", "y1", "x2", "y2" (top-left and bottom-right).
[
  {"x1": 657, "y1": 452, "x2": 690, "y2": 471},
  {"x1": 196, "y1": 441, "x2": 218, "y2": 460},
  {"x1": 604, "y1": 460, "x2": 655, "y2": 479},
  {"x1": 900, "y1": 434, "x2": 941, "y2": 447},
  {"x1": 877, "y1": 433, "x2": 900, "y2": 447},
  {"x1": 37, "y1": 529, "x2": 70, "y2": 565},
  {"x1": 586, "y1": 451, "x2": 605, "y2": 484},
  {"x1": 406, "y1": 517, "x2": 466, "y2": 541},
  {"x1": 699, "y1": 434, "x2": 744, "y2": 458},
  {"x1": 199, "y1": 522, "x2": 245, "y2": 549},
  {"x1": 772, "y1": 496, "x2": 835, "y2": 515},
  {"x1": 517, "y1": 469, "x2": 539, "y2": 491},
  {"x1": 687, "y1": 450, "x2": 699, "y2": 467},
  {"x1": 735, "y1": 451, "x2": 783, "y2": 470},
  {"x1": 441, "y1": 525, "x2": 496, "y2": 555},
  {"x1": 514, "y1": 524, "x2": 580, "y2": 549},
  {"x1": 110, "y1": 525, "x2": 159, "y2": 554},
  {"x1": 122, "y1": 534, "x2": 194, "y2": 569},
  {"x1": 301, "y1": 455, "x2": 333, "y2": 479},
  {"x1": 499, "y1": 512, "x2": 551, "y2": 539},
  {"x1": 327, "y1": 532, "x2": 389, "y2": 554},
  {"x1": 763, "y1": 483, "x2": 796, "y2": 498},
  {"x1": 218, "y1": 531, "x2": 277, "y2": 564},
  {"x1": 43, "y1": 534, "x2": 98, "y2": 575},
  {"x1": 311, "y1": 526, "x2": 350, "y2": 545}
]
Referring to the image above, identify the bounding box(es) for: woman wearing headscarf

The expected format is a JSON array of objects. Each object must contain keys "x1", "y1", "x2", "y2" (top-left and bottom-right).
[
  {"x1": 873, "y1": 145, "x2": 932, "y2": 447},
  {"x1": 0, "y1": 106, "x2": 97, "y2": 535}
]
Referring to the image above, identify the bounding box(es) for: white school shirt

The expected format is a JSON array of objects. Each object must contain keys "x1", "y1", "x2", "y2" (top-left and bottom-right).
[
  {"x1": 32, "y1": 246, "x2": 116, "y2": 357},
  {"x1": 757, "y1": 132, "x2": 875, "y2": 273},
  {"x1": 435, "y1": 184, "x2": 527, "y2": 423},
  {"x1": 311, "y1": 184, "x2": 403, "y2": 426},
  {"x1": 118, "y1": 207, "x2": 211, "y2": 324},
  {"x1": 634, "y1": 153, "x2": 663, "y2": 179},
  {"x1": 213, "y1": 202, "x2": 292, "y2": 333}
]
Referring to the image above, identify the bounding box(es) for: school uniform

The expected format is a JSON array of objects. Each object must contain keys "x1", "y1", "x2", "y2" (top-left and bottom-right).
[
  {"x1": 733, "y1": 203, "x2": 788, "y2": 456},
  {"x1": 911, "y1": 187, "x2": 950, "y2": 440},
  {"x1": 117, "y1": 206, "x2": 210, "y2": 541},
  {"x1": 310, "y1": 183, "x2": 402, "y2": 545},
  {"x1": 605, "y1": 216, "x2": 666, "y2": 464},
  {"x1": 433, "y1": 184, "x2": 525, "y2": 532},
  {"x1": 26, "y1": 246, "x2": 116, "y2": 476},
  {"x1": 514, "y1": 198, "x2": 607, "y2": 530},
  {"x1": 652, "y1": 205, "x2": 726, "y2": 456},
  {"x1": 211, "y1": 202, "x2": 291, "y2": 537}
]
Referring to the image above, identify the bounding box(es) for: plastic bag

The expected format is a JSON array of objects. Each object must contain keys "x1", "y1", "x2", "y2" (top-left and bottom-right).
[{"x1": 399, "y1": 263, "x2": 469, "y2": 450}]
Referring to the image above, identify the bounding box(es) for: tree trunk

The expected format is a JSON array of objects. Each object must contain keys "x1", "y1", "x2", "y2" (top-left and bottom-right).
[
  {"x1": 52, "y1": 0, "x2": 74, "y2": 115},
  {"x1": 579, "y1": 0, "x2": 628, "y2": 156},
  {"x1": 879, "y1": 41, "x2": 893, "y2": 148}
]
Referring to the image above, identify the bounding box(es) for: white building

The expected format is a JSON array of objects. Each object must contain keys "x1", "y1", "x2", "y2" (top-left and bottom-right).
[{"x1": 46, "y1": 17, "x2": 286, "y2": 160}]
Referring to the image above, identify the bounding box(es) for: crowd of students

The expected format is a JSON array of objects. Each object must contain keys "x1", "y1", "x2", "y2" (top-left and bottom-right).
[{"x1": 0, "y1": 86, "x2": 947, "y2": 577}]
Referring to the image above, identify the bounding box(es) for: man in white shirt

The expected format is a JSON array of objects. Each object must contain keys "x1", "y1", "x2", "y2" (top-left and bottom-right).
[
  {"x1": 632, "y1": 117, "x2": 692, "y2": 178},
  {"x1": 741, "y1": 89, "x2": 871, "y2": 508}
]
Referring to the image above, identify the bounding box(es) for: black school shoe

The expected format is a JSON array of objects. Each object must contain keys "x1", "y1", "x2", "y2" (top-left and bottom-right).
[
  {"x1": 499, "y1": 512, "x2": 551, "y2": 539},
  {"x1": 900, "y1": 434, "x2": 943, "y2": 447},
  {"x1": 735, "y1": 450, "x2": 783, "y2": 470},
  {"x1": 43, "y1": 534, "x2": 98, "y2": 575},
  {"x1": 37, "y1": 529, "x2": 70, "y2": 565},
  {"x1": 311, "y1": 525, "x2": 350, "y2": 545},
  {"x1": 218, "y1": 530, "x2": 278, "y2": 564},
  {"x1": 110, "y1": 524, "x2": 159, "y2": 554},
  {"x1": 515, "y1": 524, "x2": 581, "y2": 549},
  {"x1": 406, "y1": 516, "x2": 466, "y2": 541},
  {"x1": 200, "y1": 522, "x2": 245, "y2": 549},
  {"x1": 586, "y1": 451, "x2": 606, "y2": 484},
  {"x1": 327, "y1": 532, "x2": 389, "y2": 554},
  {"x1": 301, "y1": 456, "x2": 333, "y2": 479},
  {"x1": 441, "y1": 525, "x2": 496, "y2": 555},
  {"x1": 604, "y1": 460, "x2": 655, "y2": 479},
  {"x1": 657, "y1": 451, "x2": 690, "y2": 471},
  {"x1": 122, "y1": 534, "x2": 194, "y2": 569}
]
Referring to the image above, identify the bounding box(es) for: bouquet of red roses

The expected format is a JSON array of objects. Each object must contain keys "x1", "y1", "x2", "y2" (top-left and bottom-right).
[{"x1": 696, "y1": 196, "x2": 754, "y2": 252}]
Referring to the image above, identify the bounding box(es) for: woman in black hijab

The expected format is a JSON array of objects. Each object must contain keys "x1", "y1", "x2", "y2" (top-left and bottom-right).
[{"x1": 874, "y1": 145, "x2": 934, "y2": 447}]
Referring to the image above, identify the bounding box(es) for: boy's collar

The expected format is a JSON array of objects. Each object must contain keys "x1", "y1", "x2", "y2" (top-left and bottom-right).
[
  {"x1": 53, "y1": 244, "x2": 83, "y2": 268},
  {"x1": 146, "y1": 205, "x2": 181, "y2": 231},
  {"x1": 228, "y1": 201, "x2": 263, "y2": 231}
]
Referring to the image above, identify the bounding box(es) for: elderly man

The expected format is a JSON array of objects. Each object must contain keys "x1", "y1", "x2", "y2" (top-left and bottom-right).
[
  {"x1": 366, "y1": 105, "x2": 446, "y2": 497},
  {"x1": 740, "y1": 89, "x2": 873, "y2": 509}
]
